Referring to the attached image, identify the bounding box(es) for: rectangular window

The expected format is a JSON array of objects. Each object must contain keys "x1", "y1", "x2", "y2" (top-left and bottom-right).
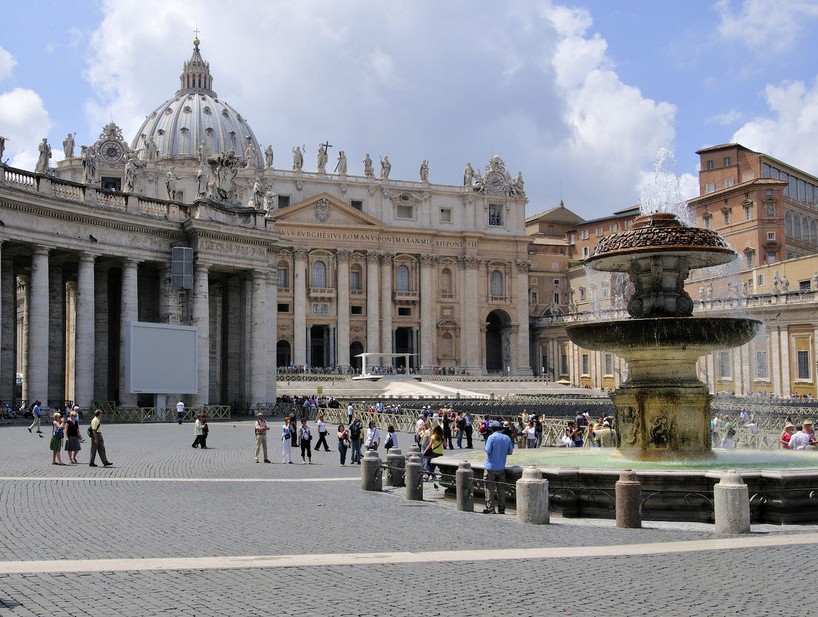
[
  {"x1": 278, "y1": 195, "x2": 290, "y2": 209},
  {"x1": 582, "y1": 246, "x2": 589, "y2": 258},
  {"x1": 397, "y1": 307, "x2": 411, "y2": 317},
  {"x1": 797, "y1": 350, "x2": 811, "y2": 380},
  {"x1": 581, "y1": 354, "x2": 590, "y2": 375},
  {"x1": 724, "y1": 179, "x2": 735, "y2": 188},
  {"x1": 581, "y1": 229, "x2": 590, "y2": 240},
  {"x1": 610, "y1": 224, "x2": 618, "y2": 233},
  {"x1": 761, "y1": 163, "x2": 771, "y2": 177},
  {"x1": 488, "y1": 204, "x2": 504, "y2": 226},
  {"x1": 350, "y1": 271, "x2": 361, "y2": 291},
  {"x1": 560, "y1": 353, "x2": 568, "y2": 376},
  {"x1": 351, "y1": 305, "x2": 363, "y2": 315},
  {"x1": 703, "y1": 215, "x2": 712, "y2": 229},
  {"x1": 800, "y1": 280, "x2": 811, "y2": 292},
  {"x1": 767, "y1": 232, "x2": 776, "y2": 240},
  {"x1": 277, "y1": 303, "x2": 290, "y2": 313},
  {"x1": 723, "y1": 156, "x2": 731, "y2": 166},
  {"x1": 745, "y1": 251, "x2": 754, "y2": 268},
  {"x1": 744, "y1": 205, "x2": 752, "y2": 220},
  {"x1": 604, "y1": 353, "x2": 613, "y2": 376},
  {"x1": 723, "y1": 210, "x2": 731, "y2": 225},
  {"x1": 755, "y1": 351, "x2": 768, "y2": 379},
  {"x1": 440, "y1": 208, "x2": 452, "y2": 223},
  {"x1": 718, "y1": 351, "x2": 732, "y2": 379},
  {"x1": 705, "y1": 182, "x2": 716, "y2": 193},
  {"x1": 350, "y1": 199, "x2": 363, "y2": 210},
  {"x1": 553, "y1": 279, "x2": 560, "y2": 286},
  {"x1": 397, "y1": 204, "x2": 414, "y2": 219},
  {"x1": 706, "y1": 160, "x2": 714, "y2": 170},
  {"x1": 277, "y1": 267, "x2": 289, "y2": 289},
  {"x1": 595, "y1": 226, "x2": 603, "y2": 237},
  {"x1": 553, "y1": 292, "x2": 560, "y2": 304},
  {"x1": 757, "y1": 274, "x2": 765, "y2": 286}
]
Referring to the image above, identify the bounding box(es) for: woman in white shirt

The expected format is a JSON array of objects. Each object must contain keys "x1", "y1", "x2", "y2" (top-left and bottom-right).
[
  {"x1": 384, "y1": 424, "x2": 398, "y2": 452},
  {"x1": 365, "y1": 421, "x2": 381, "y2": 450}
]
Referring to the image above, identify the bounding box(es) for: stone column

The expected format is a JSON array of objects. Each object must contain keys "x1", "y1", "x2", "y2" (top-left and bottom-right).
[
  {"x1": 118, "y1": 259, "x2": 139, "y2": 407},
  {"x1": 366, "y1": 252, "x2": 380, "y2": 359},
  {"x1": 74, "y1": 253, "x2": 95, "y2": 410},
  {"x1": 461, "y1": 257, "x2": 481, "y2": 371},
  {"x1": 93, "y1": 266, "x2": 109, "y2": 402},
  {"x1": 769, "y1": 327, "x2": 781, "y2": 397},
  {"x1": 0, "y1": 248, "x2": 14, "y2": 403},
  {"x1": 249, "y1": 269, "x2": 268, "y2": 406},
  {"x1": 419, "y1": 255, "x2": 435, "y2": 370},
  {"x1": 336, "y1": 249, "x2": 350, "y2": 367},
  {"x1": 28, "y1": 247, "x2": 49, "y2": 404},
  {"x1": 778, "y1": 326, "x2": 791, "y2": 398},
  {"x1": 192, "y1": 263, "x2": 210, "y2": 406},
  {"x1": 293, "y1": 248, "x2": 308, "y2": 367},
  {"x1": 48, "y1": 261, "x2": 65, "y2": 404},
  {"x1": 515, "y1": 259, "x2": 532, "y2": 375},
  {"x1": 266, "y1": 270, "x2": 278, "y2": 403},
  {"x1": 380, "y1": 252, "x2": 394, "y2": 360}
]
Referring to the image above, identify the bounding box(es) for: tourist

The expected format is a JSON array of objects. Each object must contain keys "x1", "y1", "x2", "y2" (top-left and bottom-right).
[
  {"x1": 455, "y1": 411, "x2": 466, "y2": 448},
  {"x1": 720, "y1": 415, "x2": 736, "y2": 449},
  {"x1": 482, "y1": 421, "x2": 514, "y2": 514},
  {"x1": 299, "y1": 418, "x2": 313, "y2": 464},
  {"x1": 349, "y1": 417, "x2": 364, "y2": 464},
  {"x1": 789, "y1": 421, "x2": 816, "y2": 450},
  {"x1": 28, "y1": 400, "x2": 43, "y2": 435},
  {"x1": 64, "y1": 409, "x2": 82, "y2": 464},
  {"x1": 364, "y1": 420, "x2": 381, "y2": 451},
  {"x1": 424, "y1": 425, "x2": 444, "y2": 476},
  {"x1": 779, "y1": 422, "x2": 795, "y2": 449},
  {"x1": 254, "y1": 412, "x2": 270, "y2": 463},
  {"x1": 464, "y1": 410, "x2": 474, "y2": 448},
  {"x1": 384, "y1": 424, "x2": 398, "y2": 452},
  {"x1": 192, "y1": 413, "x2": 208, "y2": 449},
  {"x1": 414, "y1": 413, "x2": 426, "y2": 451},
  {"x1": 337, "y1": 424, "x2": 351, "y2": 466},
  {"x1": 176, "y1": 400, "x2": 185, "y2": 424},
  {"x1": 523, "y1": 420, "x2": 537, "y2": 449},
  {"x1": 594, "y1": 421, "x2": 617, "y2": 447},
  {"x1": 315, "y1": 414, "x2": 330, "y2": 452},
  {"x1": 535, "y1": 414, "x2": 544, "y2": 447},
  {"x1": 569, "y1": 421, "x2": 584, "y2": 448},
  {"x1": 281, "y1": 416, "x2": 293, "y2": 463},
  {"x1": 347, "y1": 402, "x2": 353, "y2": 424},
  {"x1": 50, "y1": 412, "x2": 65, "y2": 465},
  {"x1": 89, "y1": 409, "x2": 113, "y2": 467},
  {"x1": 442, "y1": 411, "x2": 453, "y2": 449}
]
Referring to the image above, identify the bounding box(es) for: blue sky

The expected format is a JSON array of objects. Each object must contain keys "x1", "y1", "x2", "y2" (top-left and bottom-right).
[{"x1": 2, "y1": 0, "x2": 818, "y2": 220}]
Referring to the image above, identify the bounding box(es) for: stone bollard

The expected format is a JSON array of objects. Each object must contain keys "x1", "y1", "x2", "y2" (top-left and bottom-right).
[
  {"x1": 386, "y1": 448, "x2": 405, "y2": 487},
  {"x1": 615, "y1": 469, "x2": 642, "y2": 528},
  {"x1": 360, "y1": 449, "x2": 382, "y2": 492},
  {"x1": 714, "y1": 470, "x2": 750, "y2": 534},
  {"x1": 405, "y1": 454, "x2": 424, "y2": 501},
  {"x1": 455, "y1": 461, "x2": 474, "y2": 512},
  {"x1": 516, "y1": 467, "x2": 549, "y2": 524}
]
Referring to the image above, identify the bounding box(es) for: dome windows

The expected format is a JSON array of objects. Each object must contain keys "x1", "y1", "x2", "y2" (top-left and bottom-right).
[
  {"x1": 203, "y1": 106, "x2": 211, "y2": 115},
  {"x1": 183, "y1": 106, "x2": 192, "y2": 114}
]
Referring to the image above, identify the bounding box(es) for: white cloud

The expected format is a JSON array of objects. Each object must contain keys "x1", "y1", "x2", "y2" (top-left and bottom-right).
[
  {"x1": 0, "y1": 88, "x2": 51, "y2": 168},
  {"x1": 0, "y1": 46, "x2": 15, "y2": 81},
  {"x1": 716, "y1": 0, "x2": 818, "y2": 55},
  {"x1": 707, "y1": 108, "x2": 744, "y2": 126},
  {"x1": 732, "y1": 77, "x2": 818, "y2": 173}
]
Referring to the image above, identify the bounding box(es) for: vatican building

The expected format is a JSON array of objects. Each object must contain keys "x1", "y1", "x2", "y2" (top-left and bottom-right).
[{"x1": 0, "y1": 38, "x2": 532, "y2": 412}]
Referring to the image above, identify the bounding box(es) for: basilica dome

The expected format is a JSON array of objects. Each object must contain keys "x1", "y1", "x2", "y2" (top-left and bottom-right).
[{"x1": 131, "y1": 38, "x2": 262, "y2": 167}]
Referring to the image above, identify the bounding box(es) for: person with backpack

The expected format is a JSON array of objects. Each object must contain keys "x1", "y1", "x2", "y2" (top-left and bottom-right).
[{"x1": 349, "y1": 417, "x2": 364, "y2": 464}]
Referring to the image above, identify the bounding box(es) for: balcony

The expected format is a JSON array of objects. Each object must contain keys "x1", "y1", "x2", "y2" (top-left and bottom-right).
[
  {"x1": 309, "y1": 287, "x2": 336, "y2": 299},
  {"x1": 393, "y1": 289, "x2": 419, "y2": 303}
]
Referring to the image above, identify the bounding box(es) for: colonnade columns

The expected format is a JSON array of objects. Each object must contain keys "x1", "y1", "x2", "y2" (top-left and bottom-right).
[
  {"x1": 118, "y1": 259, "x2": 139, "y2": 407},
  {"x1": 778, "y1": 326, "x2": 791, "y2": 398},
  {"x1": 28, "y1": 247, "x2": 50, "y2": 404},
  {"x1": 266, "y1": 270, "x2": 277, "y2": 403},
  {"x1": 93, "y1": 266, "x2": 110, "y2": 402},
  {"x1": 336, "y1": 250, "x2": 350, "y2": 367},
  {"x1": 515, "y1": 259, "x2": 532, "y2": 375},
  {"x1": 74, "y1": 253, "x2": 96, "y2": 409},
  {"x1": 0, "y1": 247, "x2": 14, "y2": 403},
  {"x1": 419, "y1": 255, "x2": 434, "y2": 370},
  {"x1": 293, "y1": 248, "x2": 308, "y2": 367},
  {"x1": 48, "y1": 260, "x2": 65, "y2": 404},
  {"x1": 461, "y1": 257, "x2": 480, "y2": 372},
  {"x1": 192, "y1": 263, "x2": 210, "y2": 406},
  {"x1": 249, "y1": 269, "x2": 268, "y2": 406},
  {"x1": 366, "y1": 252, "x2": 380, "y2": 358},
  {"x1": 380, "y1": 252, "x2": 394, "y2": 362}
]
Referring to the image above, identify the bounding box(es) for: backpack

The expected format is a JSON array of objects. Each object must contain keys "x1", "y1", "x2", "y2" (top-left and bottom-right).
[{"x1": 350, "y1": 423, "x2": 361, "y2": 440}]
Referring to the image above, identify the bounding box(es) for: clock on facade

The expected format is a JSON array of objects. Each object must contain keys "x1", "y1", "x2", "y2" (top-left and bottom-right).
[
  {"x1": 486, "y1": 171, "x2": 506, "y2": 194},
  {"x1": 100, "y1": 140, "x2": 124, "y2": 163}
]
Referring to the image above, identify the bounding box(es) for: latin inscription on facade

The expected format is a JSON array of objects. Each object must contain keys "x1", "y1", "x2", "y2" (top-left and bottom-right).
[{"x1": 279, "y1": 229, "x2": 477, "y2": 249}]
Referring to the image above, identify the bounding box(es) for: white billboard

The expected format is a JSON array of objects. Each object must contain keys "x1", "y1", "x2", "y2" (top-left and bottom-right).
[{"x1": 125, "y1": 322, "x2": 198, "y2": 394}]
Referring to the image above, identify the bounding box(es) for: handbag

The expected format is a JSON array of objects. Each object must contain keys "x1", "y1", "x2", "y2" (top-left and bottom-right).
[
  {"x1": 342, "y1": 438, "x2": 351, "y2": 448},
  {"x1": 54, "y1": 428, "x2": 64, "y2": 439}
]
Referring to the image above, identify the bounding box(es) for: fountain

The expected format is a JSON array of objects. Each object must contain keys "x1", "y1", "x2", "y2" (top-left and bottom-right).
[{"x1": 565, "y1": 211, "x2": 761, "y2": 460}]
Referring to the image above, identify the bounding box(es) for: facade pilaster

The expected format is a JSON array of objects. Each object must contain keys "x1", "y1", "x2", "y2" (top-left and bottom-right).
[
  {"x1": 93, "y1": 266, "x2": 109, "y2": 402},
  {"x1": 779, "y1": 326, "x2": 791, "y2": 398},
  {"x1": 192, "y1": 262, "x2": 210, "y2": 406},
  {"x1": 293, "y1": 248, "x2": 308, "y2": 367},
  {"x1": 461, "y1": 256, "x2": 481, "y2": 371},
  {"x1": 366, "y1": 251, "x2": 380, "y2": 358},
  {"x1": 0, "y1": 248, "x2": 14, "y2": 403},
  {"x1": 266, "y1": 270, "x2": 278, "y2": 403},
  {"x1": 380, "y1": 252, "x2": 394, "y2": 359},
  {"x1": 119, "y1": 259, "x2": 139, "y2": 406},
  {"x1": 515, "y1": 259, "x2": 532, "y2": 375},
  {"x1": 249, "y1": 269, "x2": 268, "y2": 406},
  {"x1": 419, "y1": 255, "x2": 435, "y2": 370},
  {"x1": 48, "y1": 261, "x2": 65, "y2": 403},
  {"x1": 28, "y1": 247, "x2": 49, "y2": 404},
  {"x1": 74, "y1": 253, "x2": 95, "y2": 409},
  {"x1": 336, "y1": 249, "x2": 350, "y2": 367}
]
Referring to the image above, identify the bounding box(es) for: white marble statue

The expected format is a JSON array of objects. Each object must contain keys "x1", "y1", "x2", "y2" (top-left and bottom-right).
[
  {"x1": 380, "y1": 155, "x2": 391, "y2": 180},
  {"x1": 35, "y1": 138, "x2": 51, "y2": 174},
  {"x1": 463, "y1": 162, "x2": 474, "y2": 186},
  {"x1": 81, "y1": 145, "x2": 97, "y2": 184},
  {"x1": 123, "y1": 155, "x2": 143, "y2": 193},
  {"x1": 419, "y1": 160, "x2": 429, "y2": 183},
  {"x1": 317, "y1": 143, "x2": 328, "y2": 174},
  {"x1": 0, "y1": 136, "x2": 7, "y2": 161},
  {"x1": 264, "y1": 145, "x2": 274, "y2": 169},
  {"x1": 144, "y1": 136, "x2": 158, "y2": 161},
  {"x1": 63, "y1": 133, "x2": 75, "y2": 160},
  {"x1": 336, "y1": 150, "x2": 347, "y2": 175},
  {"x1": 363, "y1": 153, "x2": 374, "y2": 178},
  {"x1": 244, "y1": 143, "x2": 256, "y2": 169},
  {"x1": 165, "y1": 168, "x2": 182, "y2": 200},
  {"x1": 292, "y1": 146, "x2": 304, "y2": 172},
  {"x1": 252, "y1": 177, "x2": 265, "y2": 209},
  {"x1": 196, "y1": 167, "x2": 209, "y2": 198}
]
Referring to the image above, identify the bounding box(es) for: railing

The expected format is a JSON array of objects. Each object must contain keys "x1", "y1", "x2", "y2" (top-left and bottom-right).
[
  {"x1": 89, "y1": 403, "x2": 231, "y2": 423},
  {"x1": 1, "y1": 167, "x2": 38, "y2": 192}
]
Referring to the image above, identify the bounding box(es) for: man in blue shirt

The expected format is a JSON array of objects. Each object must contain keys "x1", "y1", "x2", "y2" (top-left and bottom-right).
[{"x1": 483, "y1": 421, "x2": 514, "y2": 514}]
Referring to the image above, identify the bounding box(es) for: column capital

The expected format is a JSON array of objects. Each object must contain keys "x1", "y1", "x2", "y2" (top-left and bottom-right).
[
  {"x1": 515, "y1": 258, "x2": 530, "y2": 273},
  {"x1": 32, "y1": 246, "x2": 51, "y2": 257},
  {"x1": 419, "y1": 254, "x2": 437, "y2": 267},
  {"x1": 336, "y1": 249, "x2": 351, "y2": 263},
  {"x1": 366, "y1": 251, "x2": 383, "y2": 264},
  {"x1": 294, "y1": 247, "x2": 310, "y2": 259},
  {"x1": 79, "y1": 252, "x2": 98, "y2": 264}
]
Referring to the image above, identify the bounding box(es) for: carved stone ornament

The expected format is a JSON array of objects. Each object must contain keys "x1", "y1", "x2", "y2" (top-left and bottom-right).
[{"x1": 314, "y1": 198, "x2": 331, "y2": 223}]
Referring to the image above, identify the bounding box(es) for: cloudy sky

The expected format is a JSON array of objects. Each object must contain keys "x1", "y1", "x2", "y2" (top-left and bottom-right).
[{"x1": 2, "y1": 0, "x2": 818, "y2": 220}]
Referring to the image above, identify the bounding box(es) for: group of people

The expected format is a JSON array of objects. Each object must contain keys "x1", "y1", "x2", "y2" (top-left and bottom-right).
[
  {"x1": 37, "y1": 407, "x2": 112, "y2": 467},
  {"x1": 780, "y1": 419, "x2": 817, "y2": 450}
]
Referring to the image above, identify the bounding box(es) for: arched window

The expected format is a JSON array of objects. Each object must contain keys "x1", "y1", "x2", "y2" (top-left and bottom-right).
[
  {"x1": 490, "y1": 270, "x2": 504, "y2": 298},
  {"x1": 396, "y1": 265, "x2": 410, "y2": 292},
  {"x1": 312, "y1": 260, "x2": 327, "y2": 288},
  {"x1": 277, "y1": 263, "x2": 289, "y2": 289},
  {"x1": 440, "y1": 268, "x2": 453, "y2": 297},
  {"x1": 785, "y1": 211, "x2": 793, "y2": 237},
  {"x1": 441, "y1": 332, "x2": 454, "y2": 359},
  {"x1": 350, "y1": 265, "x2": 363, "y2": 292},
  {"x1": 794, "y1": 212, "x2": 802, "y2": 240}
]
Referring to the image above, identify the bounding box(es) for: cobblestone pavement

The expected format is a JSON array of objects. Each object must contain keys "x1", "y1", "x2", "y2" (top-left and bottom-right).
[{"x1": 0, "y1": 419, "x2": 816, "y2": 616}]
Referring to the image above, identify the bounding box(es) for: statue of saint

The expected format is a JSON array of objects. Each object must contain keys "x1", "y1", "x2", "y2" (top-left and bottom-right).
[
  {"x1": 207, "y1": 150, "x2": 240, "y2": 202},
  {"x1": 264, "y1": 145, "x2": 274, "y2": 168},
  {"x1": 145, "y1": 136, "x2": 158, "y2": 161},
  {"x1": 123, "y1": 155, "x2": 142, "y2": 192},
  {"x1": 252, "y1": 177, "x2": 265, "y2": 209},
  {"x1": 463, "y1": 162, "x2": 474, "y2": 186},
  {"x1": 292, "y1": 146, "x2": 304, "y2": 172},
  {"x1": 63, "y1": 133, "x2": 75, "y2": 159},
  {"x1": 197, "y1": 141, "x2": 207, "y2": 169},
  {"x1": 512, "y1": 171, "x2": 525, "y2": 195},
  {"x1": 380, "y1": 155, "x2": 391, "y2": 180},
  {"x1": 35, "y1": 138, "x2": 52, "y2": 174},
  {"x1": 81, "y1": 145, "x2": 97, "y2": 184},
  {"x1": 336, "y1": 150, "x2": 347, "y2": 175},
  {"x1": 363, "y1": 153, "x2": 374, "y2": 178},
  {"x1": 419, "y1": 160, "x2": 429, "y2": 183},
  {"x1": 263, "y1": 189, "x2": 275, "y2": 212},
  {"x1": 165, "y1": 168, "x2": 181, "y2": 200},
  {"x1": 196, "y1": 167, "x2": 209, "y2": 198},
  {"x1": 317, "y1": 143, "x2": 328, "y2": 174},
  {"x1": 0, "y1": 135, "x2": 6, "y2": 161},
  {"x1": 244, "y1": 143, "x2": 256, "y2": 169}
]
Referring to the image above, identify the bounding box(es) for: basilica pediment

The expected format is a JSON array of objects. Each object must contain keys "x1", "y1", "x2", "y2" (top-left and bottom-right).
[{"x1": 273, "y1": 193, "x2": 383, "y2": 228}]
